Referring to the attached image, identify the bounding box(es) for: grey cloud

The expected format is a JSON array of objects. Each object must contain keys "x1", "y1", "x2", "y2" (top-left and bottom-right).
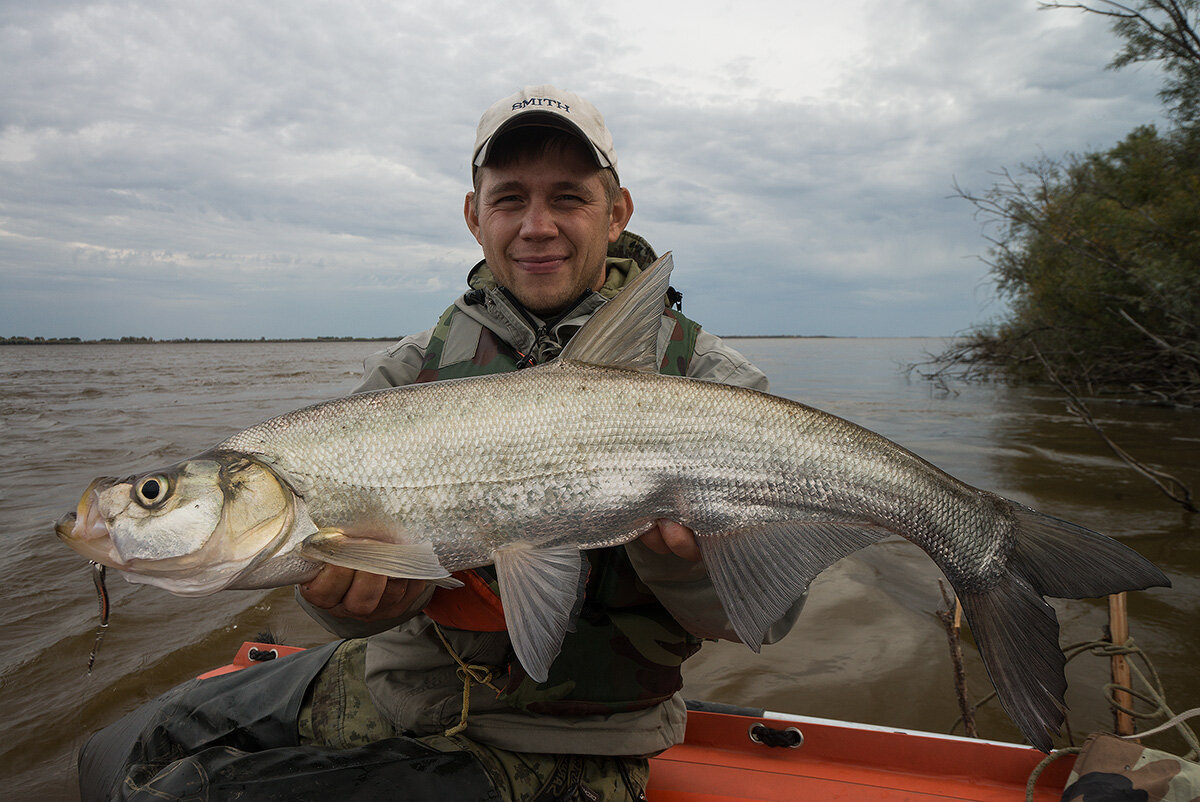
[{"x1": 0, "y1": 0, "x2": 1171, "y2": 340}]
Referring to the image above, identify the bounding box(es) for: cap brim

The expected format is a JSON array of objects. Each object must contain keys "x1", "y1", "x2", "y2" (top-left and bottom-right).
[{"x1": 473, "y1": 111, "x2": 612, "y2": 171}]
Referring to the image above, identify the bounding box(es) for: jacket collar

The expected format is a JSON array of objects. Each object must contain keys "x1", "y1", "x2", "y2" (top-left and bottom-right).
[{"x1": 455, "y1": 231, "x2": 658, "y2": 362}]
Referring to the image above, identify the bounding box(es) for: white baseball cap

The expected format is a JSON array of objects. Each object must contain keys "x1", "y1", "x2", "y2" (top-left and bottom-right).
[{"x1": 472, "y1": 85, "x2": 618, "y2": 179}]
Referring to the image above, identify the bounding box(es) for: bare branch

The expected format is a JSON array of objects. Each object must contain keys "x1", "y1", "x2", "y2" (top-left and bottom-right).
[
  {"x1": 1034, "y1": 345, "x2": 1198, "y2": 512},
  {"x1": 937, "y1": 581, "x2": 979, "y2": 739},
  {"x1": 1040, "y1": 1, "x2": 1200, "y2": 63},
  {"x1": 1118, "y1": 308, "x2": 1200, "y2": 366}
]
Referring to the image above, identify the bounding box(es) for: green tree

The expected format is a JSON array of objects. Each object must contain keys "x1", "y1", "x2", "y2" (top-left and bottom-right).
[
  {"x1": 952, "y1": 125, "x2": 1200, "y2": 403},
  {"x1": 935, "y1": 0, "x2": 1200, "y2": 406},
  {"x1": 1044, "y1": 0, "x2": 1200, "y2": 126}
]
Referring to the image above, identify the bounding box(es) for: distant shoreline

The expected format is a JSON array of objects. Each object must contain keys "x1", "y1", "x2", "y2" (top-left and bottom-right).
[
  {"x1": 2, "y1": 334, "x2": 866, "y2": 345},
  {"x1": 1, "y1": 336, "x2": 397, "y2": 345}
]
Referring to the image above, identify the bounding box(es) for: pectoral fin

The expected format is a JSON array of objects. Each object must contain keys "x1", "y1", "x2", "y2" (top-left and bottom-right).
[
  {"x1": 493, "y1": 544, "x2": 590, "y2": 683},
  {"x1": 298, "y1": 530, "x2": 464, "y2": 589},
  {"x1": 699, "y1": 521, "x2": 887, "y2": 650}
]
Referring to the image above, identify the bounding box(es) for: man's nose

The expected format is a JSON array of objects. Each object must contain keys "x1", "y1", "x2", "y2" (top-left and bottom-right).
[{"x1": 519, "y1": 201, "x2": 557, "y2": 239}]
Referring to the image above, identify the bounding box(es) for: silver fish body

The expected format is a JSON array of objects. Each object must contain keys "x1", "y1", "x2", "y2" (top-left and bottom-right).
[
  {"x1": 224, "y1": 359, "x2": 1006, "y2": 591},
  {"x1": 56, "y1": 253, "x2": 1169, "y2": 752}
]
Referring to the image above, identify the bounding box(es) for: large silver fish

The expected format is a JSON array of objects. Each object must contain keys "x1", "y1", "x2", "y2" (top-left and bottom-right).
[{"x1": 56, "y1": 254, "x2": 1168, "y2": 751}]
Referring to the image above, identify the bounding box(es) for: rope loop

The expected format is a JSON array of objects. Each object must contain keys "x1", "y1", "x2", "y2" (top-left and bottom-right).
[
  {"x1": 433, "y1": 623, "x2": 503, "y2": 737},
  {"x1": 1051, "y1": 638, "x2": 1199, "y2": 761}
]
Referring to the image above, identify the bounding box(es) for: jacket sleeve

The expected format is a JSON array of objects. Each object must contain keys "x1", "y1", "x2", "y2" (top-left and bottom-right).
[
  {"x1": 352, "y1": 328, "x2": 435, "y2": 393},
  {"x1": 686, "y1": 329, "x2": 770, "y2": 392},
  {"x1": 295, "y1": 328, "x2": 437, "y2": 638},
  {"x1": 626, "y1": 327, "x2": 805, "y2": 644}
]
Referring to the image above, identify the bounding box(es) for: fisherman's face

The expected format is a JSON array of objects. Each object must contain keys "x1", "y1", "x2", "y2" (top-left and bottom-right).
[{"x1": 465, "y1": 139, "x2": 633, "y2": 316}]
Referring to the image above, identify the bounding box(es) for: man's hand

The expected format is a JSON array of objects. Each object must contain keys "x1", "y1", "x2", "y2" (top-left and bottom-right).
[
  {"x1": 299, "y1": 566, "x2": 429, "y2": 622},
  {"x1": 638, "y1": 519, "x2": 702, "y2": 562},
  {"x1": 300, "y1": 521, "x2": 698, "y2": 621}
]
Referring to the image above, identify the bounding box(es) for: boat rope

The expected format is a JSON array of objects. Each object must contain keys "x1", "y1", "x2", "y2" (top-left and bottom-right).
[
  {"x1": 1061, "y1": 637, "x2": 1200, "y2": 760},
  {"x1": 432, "y1": 623, "x2": 503, "y2": 737},
  {"x1": 1025, "y1": 746, "x2": 1083, "y2": 800},
  {"x1": 1017, "y1": 637, "x2": 1200, "y2": 801},
  {"x1": 1115, "y1": 707, "x2": 1200, "y2": 741},
  {"x1": 86, "y1": 562, "x2": 109, "y2": 676},
  {"x1": 953, "y1": 636, "x2": 1198, "y2": 760}
]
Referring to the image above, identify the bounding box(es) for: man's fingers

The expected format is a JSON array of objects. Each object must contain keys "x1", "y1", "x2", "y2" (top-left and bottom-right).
[
  {"x1": 339, "y1": 572, "x2": 389, "y2": 618},
  {"x1": 658, "y1": 519, "x2": 702, "y2": 561},
  {"x1": 639, "y1": 524, "x2": 671, "y2": 555},
  {"x1": 640, "y1": 520, "x2": 702, "y2": 562},
  {"x1": 299, "y1": 565, "x2": 355, "y2": 609},
  {"x1": 377, "y1": 578, "x2": 430, "y2": 619},
  {"x1": 301, "y1": 566, "x2": 429, "y2": 622}
]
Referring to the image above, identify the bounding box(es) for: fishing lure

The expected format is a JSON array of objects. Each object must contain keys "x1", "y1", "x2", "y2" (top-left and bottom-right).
[{"x1": 87, "y1": 561, "x2": 109, "y2": 675}]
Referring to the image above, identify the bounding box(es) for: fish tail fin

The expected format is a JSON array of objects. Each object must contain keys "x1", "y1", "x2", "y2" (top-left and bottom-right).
[
  {"x1": 957, "y1": 501, "x2": 1169, "y2": 752},
  {"x1": 1005, "y1": 503, "x2": 1169, "y2": 599},
  {"x1": 956, "y1": 577, "x2": 1065, "y2": 752}
]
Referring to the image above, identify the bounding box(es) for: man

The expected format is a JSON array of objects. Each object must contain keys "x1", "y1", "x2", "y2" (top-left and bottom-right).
[
  {"x1": 289, "y1": 85, "x2": 800, "y2": 800},
  {"x1": 79, "y1": 86, "x2": 800, "y2": 802}
]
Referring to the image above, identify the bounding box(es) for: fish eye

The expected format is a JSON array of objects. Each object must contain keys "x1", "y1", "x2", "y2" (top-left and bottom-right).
[{"x1": 134, "y1": 475, "x2": 170, "y2": 507}]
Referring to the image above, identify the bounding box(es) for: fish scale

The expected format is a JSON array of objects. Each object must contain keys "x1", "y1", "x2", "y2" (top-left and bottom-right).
[
  {"x1": 56, "y1": 252, "x2": 1170, "y2": 752},
  {"x1": 229, "y1": 356, "x2": 1124, "y2": 636}
]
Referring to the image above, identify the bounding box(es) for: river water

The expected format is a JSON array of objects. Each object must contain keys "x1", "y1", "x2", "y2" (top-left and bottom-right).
[{"x1": 2, "y1": 338, "x2": 1196, "y2": 798}]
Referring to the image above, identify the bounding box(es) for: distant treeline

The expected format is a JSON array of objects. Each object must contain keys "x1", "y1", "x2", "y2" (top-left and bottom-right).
[
  {"x1": 2, "y1": 331, "x2": 825, "y2": 345},
  {"x1": 1, "y1": 336, "x2": 396, "y2": 345}
]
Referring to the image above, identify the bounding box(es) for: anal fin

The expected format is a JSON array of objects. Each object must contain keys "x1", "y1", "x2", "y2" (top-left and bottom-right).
[
  {"x1": 298, "y1": 529, "x2": 463, "y2": 589},
  {"x1": 493, "y1": 544, "x2": 590, "y2": 683},
  {"x1": 698, "y1": 520, "x2": 887, "y2": 650}
]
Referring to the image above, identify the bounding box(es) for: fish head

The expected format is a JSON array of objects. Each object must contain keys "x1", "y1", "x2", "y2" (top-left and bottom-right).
[{"x1": 56, "y1": 451, "x2": 300, "y2": 595}]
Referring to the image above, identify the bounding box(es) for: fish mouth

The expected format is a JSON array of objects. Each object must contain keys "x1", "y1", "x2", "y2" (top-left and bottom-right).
[
  {"x1": 56, "y1": 478, "x2": 120, "y2": 563},
  {"x1": 54, "y1": 511, "x2": 79, "y2": 540}
]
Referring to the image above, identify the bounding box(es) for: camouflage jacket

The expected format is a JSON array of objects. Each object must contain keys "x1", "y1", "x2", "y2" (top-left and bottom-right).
[{"x1": 302, "y1": 232, "x2": 802, "y2": 757}]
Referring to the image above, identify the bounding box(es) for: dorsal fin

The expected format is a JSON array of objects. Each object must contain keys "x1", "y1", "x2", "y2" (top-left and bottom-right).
[{"x1": 557, "y1": 252, "x2": 674, "y2": 371}]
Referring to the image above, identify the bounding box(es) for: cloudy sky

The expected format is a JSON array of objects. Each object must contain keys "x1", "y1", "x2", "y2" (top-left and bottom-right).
[{"x1": 0, "y1": 0, "x2": 1168, "y2": 339}]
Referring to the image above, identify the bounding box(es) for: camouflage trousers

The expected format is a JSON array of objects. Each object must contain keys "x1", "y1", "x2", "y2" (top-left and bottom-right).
[{"x1": 298, "y1": 639, "x2": 650, "y2": 802}]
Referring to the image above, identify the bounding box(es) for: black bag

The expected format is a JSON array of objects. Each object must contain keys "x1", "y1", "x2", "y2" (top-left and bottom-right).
[{"x1": 78, "y1": 641, "x2": 498, "y2": 802}]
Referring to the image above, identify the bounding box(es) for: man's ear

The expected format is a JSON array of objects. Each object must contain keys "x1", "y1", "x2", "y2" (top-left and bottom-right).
[
  {"x1": 464, "y1": 192, "x2": 483, "y2": 245},
  {"x1": 608, "y1": 187, "x2": 634, "y2": 242}
]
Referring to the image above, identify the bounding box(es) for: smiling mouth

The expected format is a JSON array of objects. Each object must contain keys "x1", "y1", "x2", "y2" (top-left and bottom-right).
[{"x1": 513, "y1": 256, "x2": 568, "y2": 273}]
